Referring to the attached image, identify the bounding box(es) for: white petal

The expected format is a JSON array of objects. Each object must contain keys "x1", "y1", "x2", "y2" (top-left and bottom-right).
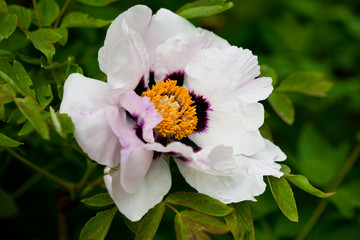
[
  {"x1": 104, "y1": 157, "x2": 171, "y2": 221},
  {"x1": 119, "y1": 91, "x2": 162, "y2": 143},
  {"x1": 154, "y1": 35, "x2": 209, "y2": 81},
  {"x1": 197, "y1": 28, "x2": 231, "y2": 49},
  {"x1": 184, "y1": 47, "x2": 260, "y2": 105},
  {"x1": 189, "y1": 106, "x2": 265, "y2": 155},
  {"x1": 106, "y1": 106, "x2": 154, "y2": 193},
  {"x1": 146, "y1": 8, "x2": 200, "y2": 64},
  {"x1": 98, "y1": 5, "x2": 150, "y2": 90},
  {"x1": 59, "y1": 73, "x2": 122, "y2": 167},
  {"x1": 237, "y1": 77, "x2": 273, "y2": 103}
]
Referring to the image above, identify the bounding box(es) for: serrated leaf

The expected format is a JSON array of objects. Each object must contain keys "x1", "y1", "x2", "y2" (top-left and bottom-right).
[
  {"x1": 225, "y1": 202, "x2": 255, "y2": 240},
  {"x1": 0, "y1": 132, "x2": 23, "y2": 147},
  {"x1": 14, "y1": 97, "x2": 49, "y2": 139},
  {"x1": 37, "y1": 0, "x2": 59, "y2": 27},
  {"x1": 27, "y1": 29, "x2": 62, "y2": 60},
  {"x1": 177, "y1": 0, "x2": 234, "y2": 19},
  {"x1": 277, "y1": 72, "x2": 333, "y2": 97},
  {"x1": 0, "y1": 188, "x2": 19, "y2": 218},
  {"x1": 77, "y1": 0, "x2": 117, "y2": 7},
  {"x1": 61, "y1": 12, "x2": 111, "y2": 28},
  {"x1": 37, "y1": 84, "x2": 53, "y2": 109},
  {"x1": 268, "y1": 91, "x2": 295, "y2": 125},
  {"x1": 0, "y1": 13, "x2": 17, "y2": 41},
  {"x1": 79, "y1": 206, "x2": 117, "y2": 240},
  {"x1": 285, "y1": 174, "x2": 335, "y2": 198},
  {"x1": 175, "y1": 210, "x2": 229, "y2": 240},
  {"x1": 260, "y1": 64, "x2": 278, "y2": 86},
  {"x1": 81, "y1": 193, "x2": 114, "y2": 207},
  {"x1": 135, "y1": 202, "x2": 165, "y2": 240},
  {"x1": 8, "y1": 5, "x2": 32, "y2": 30},
  {"x1": 268, "y1": 176, "x2": 298, "y2": 222},
  {"x1": 165, "y1": 192, "x2": 233, "y2": 216},
  {"x1": 54, "y1": 27, "x2": 68, "y2": 46},
  {"x1": 13, "y1": 60, "x2": 35, "y2": 98}
]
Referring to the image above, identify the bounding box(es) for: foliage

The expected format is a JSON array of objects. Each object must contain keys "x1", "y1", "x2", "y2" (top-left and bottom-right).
[{"x1": 0, "y1": 0, "x2": 359, "y2": 239}]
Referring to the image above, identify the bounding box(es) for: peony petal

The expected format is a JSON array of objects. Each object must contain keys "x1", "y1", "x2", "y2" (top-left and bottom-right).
[
  {"x1": 98, "y1": 5, "x2": 151, "y2": 90},
  {"x1": 118, "y1": 91, "x2": 162, "y2": 143},
  {"x1": 106, "y1": 106, "x2": 154, "y2": 194},
  {"x1": 60, "y1": 73, "x2": 122, "y2": 167},
  {"x1": 236, "y1": 77, "x2": 273, "y2": 103},
  {"x1": 197, "y1": 28, "x2": 230, "y2": 49},
  {"x1": 104, "y1": 156, "x2": 171, "y2": 221},
  {"x1": 146, "y1": 8, "x2": 200, "y2": 65},
  {"x1": 184, "y1": 47, "x2": 260, "y2": 105}
]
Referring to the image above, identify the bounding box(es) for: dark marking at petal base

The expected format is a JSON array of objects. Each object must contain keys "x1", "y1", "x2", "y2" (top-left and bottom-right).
[
  {"x1": 153, "y1": 152, "x2": 162, "y2": 160},
  {"x1": 190, "y1": 91, "x2": 212, "y2": 133},
  {"x1": 134, "y1": 76, "x2": 148, "y2": 95},
  {"x1": 135, "y1": 126, "x2": 146, "y2": 143},
  {"x1": 180, "y1": 137, "x2": 202, "y2": 152},
  {"x1": 149, "y1": 70, "x2": 156, "y2": 88},
  {"x1": 165, "y1": 70, "x2": 185, "y2": 86},
  {"x1": 179, "y1": 156, "x2": 191, "y2": 163}
]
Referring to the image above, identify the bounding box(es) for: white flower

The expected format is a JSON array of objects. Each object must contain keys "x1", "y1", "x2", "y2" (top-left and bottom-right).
[{"x1": 60, "y1": 5, "x2": 286, "y2": 221}]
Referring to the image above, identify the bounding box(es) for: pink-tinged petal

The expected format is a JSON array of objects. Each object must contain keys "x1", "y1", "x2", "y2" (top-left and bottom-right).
[
  {"x1": 189, "y1": 106, "x2": 265, "y2": 155},
  {"x1": 176, "y1": 140, "x2": 284, "y2": 204},
  {"x1": 98, "y1": 5, "x2": 151, "y2": 90},
  {"x1": 106, "y1": 106, "x2": 154, "y2": 194},
  {"x1": 146, "y1": 8, "x2": 200, "y2": 65},
  {"x1": 154, "y1": 35, "x2": 210, "y2": 82},
  {"x1": 236, "y1": 77, "x2": 273, "y2": 103},
  {"x1": 119, "y1": 91, "x2": 162, "y2": 143},
  {"x1": 60, "y1": 73, "x2": 122, "y2": 167},
  {"x1": 184, "y1": 47, "x2": 260, "y2": 105},
  {"x1": 197, "y1": 28, "x2": 230, "y2": 49},
  {"x1": 104, "y1": 156, "x2": 171, "y2": 221}
]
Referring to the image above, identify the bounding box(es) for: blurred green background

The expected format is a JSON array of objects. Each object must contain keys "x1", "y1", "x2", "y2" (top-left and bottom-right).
[{"x1": 1, "y1": 0, "x2": 360, "y2": 239}]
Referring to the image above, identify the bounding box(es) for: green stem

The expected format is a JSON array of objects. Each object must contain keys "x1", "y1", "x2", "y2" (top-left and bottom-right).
[
  {"x1": 75, "y1": 158, "x2": 97, "y2": 195},
  {"x1": 163, "y1": 201, "x2": 179, "y2": 214},
  {"x1": 80, "y1": 175, "x2": 104, "y2": 197},
  {"x1": 53, "y1": 0, "x2": 71, "y2": 28},
  {"x1": 32, "y1": 0, "x2": 42, "y2": 29},
  {"x1": 5, "y1": 147, "x2": 75, "y2": 191},
  {"x1": 295, "y1": 143, "x2": 360, "y2": 240}
]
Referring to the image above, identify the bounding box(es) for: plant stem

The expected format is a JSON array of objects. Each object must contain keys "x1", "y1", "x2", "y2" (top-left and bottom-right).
[
  {"x1": 295, "y1": 143, "x2": 360, "y2": 240},
  {"x1": 76, "y1": 158, "x2": 97, "y2": 195},
  {"x1": 163, "y1": 201, "x2": 179, "y2": 214},
  {"x1": 5, "y1": 147, "x2": 75, "y2": 191},
  {"x1": 32, "y1": 0, "x2": 42, "y2": 29},
  {"x1": 54, "y1": 0, "x2": 71, "y2": 28}
]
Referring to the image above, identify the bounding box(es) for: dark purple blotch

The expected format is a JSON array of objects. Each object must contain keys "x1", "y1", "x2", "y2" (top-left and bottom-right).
[
  {"x1": 190, "y1": 91, "x2": 212, "y2": 133},
  {"x1": 165, "y1": 70, "x2": 185, "y2": 86}
]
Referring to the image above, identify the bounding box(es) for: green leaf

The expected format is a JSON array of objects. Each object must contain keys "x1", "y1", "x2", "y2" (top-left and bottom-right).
[
  {"x1": 56, "y1": 113, "x2": 74, "y2": 136},
  {"x1": 14, "y1": 97, "x2": 49, "y2": 139},
  {"x1": 13, "y1": 60, "x2": 35, "y2": 98},
  {"x1": 54, "y1": 27, "x2": 68, "y2": 46},
  {"x1": 260, "y1": 64, "x2": 278, "y2": 86},
  {"x1": 17, "y1": 53, "x2": 41, "y2": 65},
  {"x1": 277, "y1": 72, "x2": 333, "y2": 97},
  {"x1": 177, "y1": 0, "x2": 234, "y2": 19},
  {"x1": 0, "y1": 70, "x2": 24, "y2": 96},
  {"x1": 37, "y1": 84, "x2": 53, "y2": 109},
  {"x1": 268, "y1": 92, "x2": 295, "y2": 125},
  {"x1": 0, "y1": 84, "x2": 15, "y2": 106},
  {"x1": 285, "y1": 174, "x2": 335, "y2": 198},
  {"x1": 124, "y1": 216, "x2": 142, "y2": 234},
  {"x1": 37, "y1": 0, "x2": 59, "y2": 27},
  {"x1": 330, "y1": 181, "x2": 360, "y2": 218},
  {"x1": 79, "y1": 206, "x2": 117, "y2": 240},
  {"x1": 268, "y1": 176, "x2": 298, "y2": 222},
  {"x1": 81, "y1": 193, "x2": 114, "y2": 207},
  {"x1": 0, "y1": 13, "x2": 17, "y2": 41},
  {"x1": 0, "y1": 0, "x2": 8, "y2": 13},
  {"x1": 27, "y1": 29, "x2": 62, "y2": 60},
  {"x1": 293, "y1": 125, "x2": 350, "y2": 187},
  {"x1": 0, "y1": 50, "x2": 15, "y2": 62},
  {"x1": 165, "y1": 192, "x2": 233, "y2": 216},
  {"x1": 259, "y1": 123, "x2": 273, "y2": 141},
  {"x1": 61, "y1": 12, "x2": 111, "y2": 28},
  {"x1": 18, "y1": 120, "x2": 34, "y2": 136},
  {"x1": 8, "y1": 5, "x2": 32, "y2": 30},
  {"x1": 280, "y1": 164, "x2": 291, "y2": 175},
  {"x1": 0, "y1": 132, "x2": 23, "y2": 147},
  {"x1": 77, "y1": 0, "x2": 117, "y2": 7},
  {"x1": 225, "y1": 202, "x2": 255, "y2": 240},
  {"x1": 175, "y1": 210, "x2": 229, "y2": 240},
  {"x1": 135, "y1": 202, "x2": 165, "y2": 240},
  {"x1": 0, "y1": 188, "x2": 19, "y2": 218}
]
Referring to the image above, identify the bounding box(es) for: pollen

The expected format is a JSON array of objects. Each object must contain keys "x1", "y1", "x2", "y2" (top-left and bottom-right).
[{"x1": 142, "y1": 79, "x2": 198, "y2": 140}]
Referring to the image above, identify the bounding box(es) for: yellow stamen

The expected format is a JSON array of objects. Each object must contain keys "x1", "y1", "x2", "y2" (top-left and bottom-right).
[{"x1": 142, "y1": 79, "x2": 198, "y2": 140}]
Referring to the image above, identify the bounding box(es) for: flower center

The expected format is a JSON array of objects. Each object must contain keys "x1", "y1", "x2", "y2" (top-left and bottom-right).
[{"x1": 142, "y1": 79, "x2": 198, "y2": 140}]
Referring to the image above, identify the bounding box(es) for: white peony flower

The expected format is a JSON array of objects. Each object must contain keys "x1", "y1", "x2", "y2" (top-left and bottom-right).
[{"x1": 60, "y1": 5, "x2": 286, "y2": 221}]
